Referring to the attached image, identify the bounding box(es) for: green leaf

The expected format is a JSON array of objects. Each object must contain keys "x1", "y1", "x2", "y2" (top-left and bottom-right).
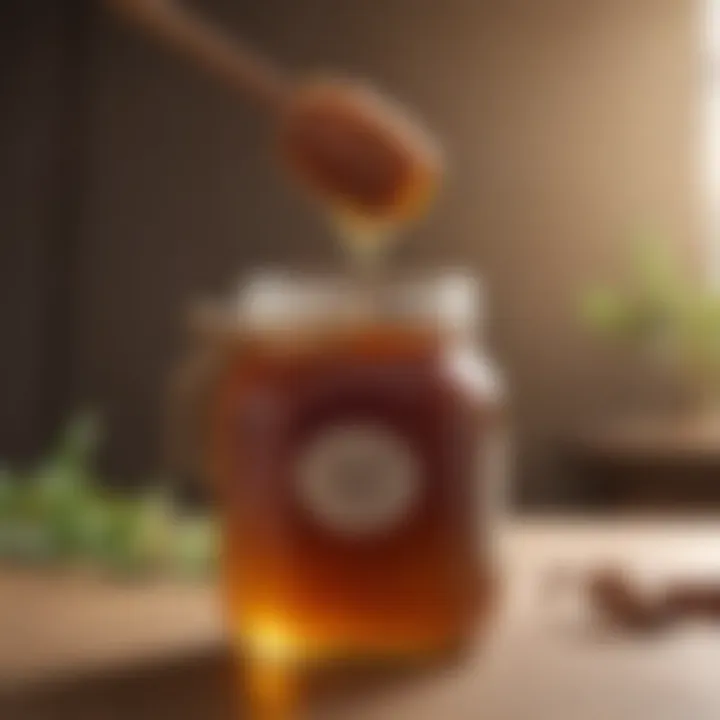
[
  {"x1": 0, "y1": 468, "x2": 18, "y2": 519},
  {"x1": 625, "y1": 230, "x2": 690, "y2": 313},
  {"x1": 171, "y1": 516, "x2": 219, "y2": 578},
  {"x1": 0, "y1": 521, "x2": 59, "y2": 565},
  {"x1": 57, "y1": 413, "x2": 102, "y2": 464},
  {"x1": 94, "y1": 498, "x2": 147, "y2": 572},
  {"x1": 36, "y1": 413, "x2": 102, "y2": 491},
  {"x1": 579, "y1": 287, "x2": 633, "y2": 334},
  {"x1": 127, "y1": 488, "x2": 176, "y2": 571}
]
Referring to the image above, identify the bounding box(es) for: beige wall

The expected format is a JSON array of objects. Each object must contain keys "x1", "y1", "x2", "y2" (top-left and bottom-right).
[{"x1": 76, "y1": 0, "x2": 699, "y2": 503}]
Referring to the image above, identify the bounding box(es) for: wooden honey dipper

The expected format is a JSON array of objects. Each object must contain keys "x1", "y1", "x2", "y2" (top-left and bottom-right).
[{"x1": 106, "y1": 0, "x2": 443, "y2": 233}]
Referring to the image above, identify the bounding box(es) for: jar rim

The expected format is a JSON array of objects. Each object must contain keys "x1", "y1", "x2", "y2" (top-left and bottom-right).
[{"x1": 234, "y1": 268, "x2": 483, "y2": 332}]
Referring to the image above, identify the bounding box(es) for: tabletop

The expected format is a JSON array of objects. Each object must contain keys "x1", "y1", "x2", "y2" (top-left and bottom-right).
[
  {"x1": 571, "y1": 414, "x2": 720, "y2": 459},
  {"x1": 4, "y1": 518, "x2": 720, "y2": 719}
]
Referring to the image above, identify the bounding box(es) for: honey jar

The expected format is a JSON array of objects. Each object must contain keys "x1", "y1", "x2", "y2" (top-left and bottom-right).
[{"x1": 173, "y1": 271, "x2": 504, "y2": 668}]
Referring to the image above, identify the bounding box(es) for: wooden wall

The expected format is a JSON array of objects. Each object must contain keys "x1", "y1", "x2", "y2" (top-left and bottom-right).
[{"x1": 0, "y1": 0, "x2": 699, "y2": 503}]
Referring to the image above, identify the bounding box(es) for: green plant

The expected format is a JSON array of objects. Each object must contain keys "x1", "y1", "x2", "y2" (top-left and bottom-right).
[
  {"x1": 580, "y1": 231, "x2": 720, "y2": 405},
  {"x1": 0, "y1": 413, "x2": 218, "y2": 580}
]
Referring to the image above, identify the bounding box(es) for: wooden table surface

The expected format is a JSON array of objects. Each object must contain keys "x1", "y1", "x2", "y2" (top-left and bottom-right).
[{"x1": 4, "y1": 519, "x2": 720, "y2": 719}]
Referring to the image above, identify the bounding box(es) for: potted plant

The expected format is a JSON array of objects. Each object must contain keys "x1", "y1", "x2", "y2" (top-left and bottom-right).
[
  {"x1": 0, "y1": 413, "x2": 218, "y2": 579},
  {"x1": 580, "y1": 231, "x2": 720, "y2": 426}
]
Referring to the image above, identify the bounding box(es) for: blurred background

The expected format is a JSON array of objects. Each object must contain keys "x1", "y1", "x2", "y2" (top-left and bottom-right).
[
  {"x1": 1, "y1": 0, "x2": 708, "y2": 511},
  {"x1": 5, "y1": 1, "x2": 720, "y2": 718}
]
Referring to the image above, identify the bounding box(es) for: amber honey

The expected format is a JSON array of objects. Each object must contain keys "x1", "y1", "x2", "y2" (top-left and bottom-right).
[{"x1": 207, "y1": 276, "x2": 501, "y2": 665}]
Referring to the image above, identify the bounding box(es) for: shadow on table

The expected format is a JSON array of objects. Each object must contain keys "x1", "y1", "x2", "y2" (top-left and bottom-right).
[{"x1": 0, "y1": 645, "x2": 458, "y2": 719}]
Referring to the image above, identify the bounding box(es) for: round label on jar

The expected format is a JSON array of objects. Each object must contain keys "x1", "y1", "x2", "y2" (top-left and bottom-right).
[{"x1": 294, "y1": 423, "x2": 421, "y2": 538}]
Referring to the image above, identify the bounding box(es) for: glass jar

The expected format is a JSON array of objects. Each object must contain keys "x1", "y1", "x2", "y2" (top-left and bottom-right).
[{"x1": 178, "y1": 270, "x2": 504, "y2": 666}]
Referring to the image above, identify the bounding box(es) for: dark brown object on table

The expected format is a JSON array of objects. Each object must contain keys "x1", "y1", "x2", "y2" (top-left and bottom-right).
[
  {"x1": 661, "y1": 581, "x2": 720, "y2": 618},
  {"x1": 579, "y1": 568, "x2": 720, "y2": 632},
  {"x1": 585, "y1": 568, "x2": 672, "y2": 632}
]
